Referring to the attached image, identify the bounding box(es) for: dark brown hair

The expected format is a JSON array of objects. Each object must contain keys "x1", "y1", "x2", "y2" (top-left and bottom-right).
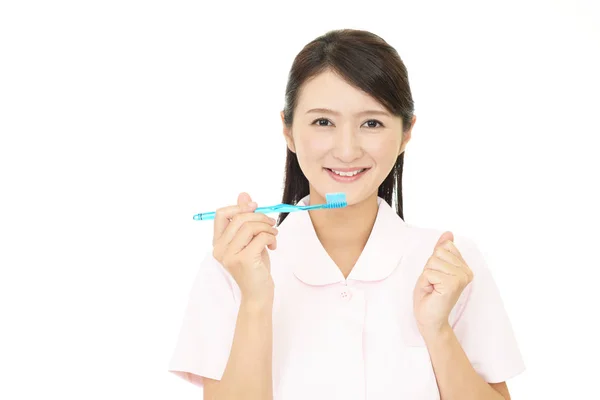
[{"x1": 278, "y1": 29, "x2": 415, "y2": 225}]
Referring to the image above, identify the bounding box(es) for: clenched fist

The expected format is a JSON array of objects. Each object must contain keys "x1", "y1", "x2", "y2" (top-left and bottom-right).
[{"x1": 413, "y1": 231, "x2": 474, "y2": 335}]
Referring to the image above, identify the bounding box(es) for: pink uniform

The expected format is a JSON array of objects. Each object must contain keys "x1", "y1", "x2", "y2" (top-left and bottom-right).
[{"x1": 169, "y1": 196, "x2": 525, "y2": 399}]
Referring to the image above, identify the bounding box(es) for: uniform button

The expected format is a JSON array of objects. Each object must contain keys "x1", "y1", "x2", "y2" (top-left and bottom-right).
[{"x1": 340, "y1": 288, "x2": 352, "y2": 301}]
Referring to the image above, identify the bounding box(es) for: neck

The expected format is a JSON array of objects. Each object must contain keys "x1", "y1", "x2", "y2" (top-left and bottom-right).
[{"x1": 307, "y1": 191, "x2": 379, "y2": 253}]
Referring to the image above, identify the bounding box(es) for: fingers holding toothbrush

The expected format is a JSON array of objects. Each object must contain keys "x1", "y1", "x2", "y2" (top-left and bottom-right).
[
  {"x1": 212, "y1": 192, "x2": 278, "y2": 304},
  {"x1": 214, "y1": 194, "x2": 277, "y2": 248},
  {"x1": 212, "y1": 192, "x2": 257, "y2": 245},
  {"x1": 229, "y1": 192, "x2": 279, "y2": 254}
]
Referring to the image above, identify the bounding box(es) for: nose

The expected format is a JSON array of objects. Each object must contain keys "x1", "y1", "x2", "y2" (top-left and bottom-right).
[{"x1": 331, "y1": 125, "x2": 363, "y2": 162}]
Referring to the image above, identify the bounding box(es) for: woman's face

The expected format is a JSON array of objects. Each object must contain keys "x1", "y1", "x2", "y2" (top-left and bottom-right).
[{"x1": 282, "y1": 69, "x2": 415, "y2": 206}]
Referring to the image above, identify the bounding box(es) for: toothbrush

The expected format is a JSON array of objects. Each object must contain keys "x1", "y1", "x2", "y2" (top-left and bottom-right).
[{"x1": 193, "y1": 192, "x2": 348, "y2": 221}]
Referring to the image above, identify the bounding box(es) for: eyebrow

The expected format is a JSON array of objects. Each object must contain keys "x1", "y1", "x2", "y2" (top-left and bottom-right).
[{"x1": 305, "y1": 108, "x2": 391, "y2": 117}]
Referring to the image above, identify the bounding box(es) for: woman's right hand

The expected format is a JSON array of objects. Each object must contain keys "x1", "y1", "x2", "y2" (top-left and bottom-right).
[{"x1": 212, "y1": 192, "x2": 278, "y2": 305}]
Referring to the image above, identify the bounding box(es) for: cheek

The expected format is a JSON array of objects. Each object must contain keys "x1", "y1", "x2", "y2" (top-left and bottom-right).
[
  {"x1": 363, "y1": 137, "x2": 401, "y2": 165},
  {"x1": 295, "y1": 135, "x2": 331, "y2": 162}
]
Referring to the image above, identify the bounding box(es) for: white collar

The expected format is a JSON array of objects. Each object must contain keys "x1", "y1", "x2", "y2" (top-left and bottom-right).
[{"x1": 276, "y1": 195, "x2": 413, "y2": 285}]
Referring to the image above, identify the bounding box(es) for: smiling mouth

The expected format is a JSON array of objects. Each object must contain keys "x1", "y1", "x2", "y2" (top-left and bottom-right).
[
  {"x1": 325, "y1": 168, "x2": 369, "y2": 177},
  {"x1": 323, "y1": 167, "x2": 371, "y2": 182}
]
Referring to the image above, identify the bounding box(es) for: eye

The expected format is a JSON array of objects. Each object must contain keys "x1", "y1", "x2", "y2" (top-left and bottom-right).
[
  {"x1": 311, "y1": 118, "x2": 333, "y2": 127},
  {"x1": 310, "y1": 118, "x2": 384, "y2": 128},
  {"x1": 363, "y1": 119, "x2": 384, "y2": 128}
]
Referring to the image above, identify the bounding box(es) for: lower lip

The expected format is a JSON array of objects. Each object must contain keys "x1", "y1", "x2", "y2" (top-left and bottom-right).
[{"x1": 325, "y1": 168, "x2": 369, "y2": 183}]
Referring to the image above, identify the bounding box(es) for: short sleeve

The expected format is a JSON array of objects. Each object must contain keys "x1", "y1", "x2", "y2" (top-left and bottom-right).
[
  {"x1": 452, "y1": 238, "x2": 526, "y2": 383},
  {"x1": 168, "y1": 252, "x2": 240, "y2": 387}
]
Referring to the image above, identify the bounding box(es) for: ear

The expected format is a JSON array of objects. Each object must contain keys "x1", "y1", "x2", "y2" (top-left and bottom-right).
[
  {"x1": 398, "y1": 114, "x2": 416, "y2": 156},
  {"x1": 281, "y1": 110, "x2": 296, "y2": 153}
]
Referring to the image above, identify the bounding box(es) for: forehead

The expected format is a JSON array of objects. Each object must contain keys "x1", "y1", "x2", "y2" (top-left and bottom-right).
[{"x1": 296, "y1": 70, "x2": 387, "y2": 115}]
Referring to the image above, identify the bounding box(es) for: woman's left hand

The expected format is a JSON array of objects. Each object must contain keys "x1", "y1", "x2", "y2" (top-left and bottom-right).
[{"x1": 413, "y1": 231, "x2": 474, "y2": 335}]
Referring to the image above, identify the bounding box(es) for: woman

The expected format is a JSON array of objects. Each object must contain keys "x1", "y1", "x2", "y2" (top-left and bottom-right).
[{"x1": 169, "y1": 29, "x2": 525, "y2": 399}]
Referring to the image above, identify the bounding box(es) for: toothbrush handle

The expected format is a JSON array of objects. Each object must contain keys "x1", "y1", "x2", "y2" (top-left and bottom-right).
[
  {"x1": 193, "y1": 211, "x2": 217, "y2": 221},
  {"x1": 192, "y1": 205, "x2": 293, "y2": 221},
  {"x1": 254, "y1": 204, "x2": 298, "y2": 214},
  {"x1": 193, "y1": 204, "x2": 322, "y2": 221},
  {"x1": 255, "y1": 204, "x2": 324, "y2": 213}
]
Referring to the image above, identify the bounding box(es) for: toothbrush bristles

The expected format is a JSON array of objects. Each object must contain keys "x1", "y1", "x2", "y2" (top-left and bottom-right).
[{"x1": 324, "y1": 192, "x2": 347, "y2": 209}]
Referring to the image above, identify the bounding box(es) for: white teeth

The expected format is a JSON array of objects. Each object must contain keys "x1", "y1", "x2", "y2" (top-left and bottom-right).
[{"x1": 331, "y1": 169, "x2": 364, "y2": 177}]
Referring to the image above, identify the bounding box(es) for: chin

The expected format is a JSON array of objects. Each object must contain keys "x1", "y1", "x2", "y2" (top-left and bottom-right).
[
  {"x1": 346, "y1": 192, "x2": 378, "y2": 207},
  {"x1": 313, "y1": 185, "x2": 377, "y2": 208},
  {"x1": 308, "y1": 168, "x2": 383, "y2": 206}
]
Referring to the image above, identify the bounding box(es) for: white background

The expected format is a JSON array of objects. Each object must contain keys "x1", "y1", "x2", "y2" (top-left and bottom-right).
[{"x1": 1, "y1": 0, "x2": 599, "y2": 398}]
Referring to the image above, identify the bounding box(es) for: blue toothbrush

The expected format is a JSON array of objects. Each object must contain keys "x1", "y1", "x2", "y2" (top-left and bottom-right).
[{"x1": 193, "y1": 192, "x2": 347, "y2": 221}]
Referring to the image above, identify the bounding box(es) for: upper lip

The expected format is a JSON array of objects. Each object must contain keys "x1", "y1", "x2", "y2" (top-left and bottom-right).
[{"x1": 325, "y1": 167, "x2": 370, "y2": 172}]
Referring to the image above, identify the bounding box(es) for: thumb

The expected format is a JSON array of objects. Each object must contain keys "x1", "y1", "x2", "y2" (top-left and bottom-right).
[
  {"x1": 434, "y1": 231, "x2": 454, "y2": 250},
  {"x1": 237, "y1": 192, "x2": 255, "y2": 208}
]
